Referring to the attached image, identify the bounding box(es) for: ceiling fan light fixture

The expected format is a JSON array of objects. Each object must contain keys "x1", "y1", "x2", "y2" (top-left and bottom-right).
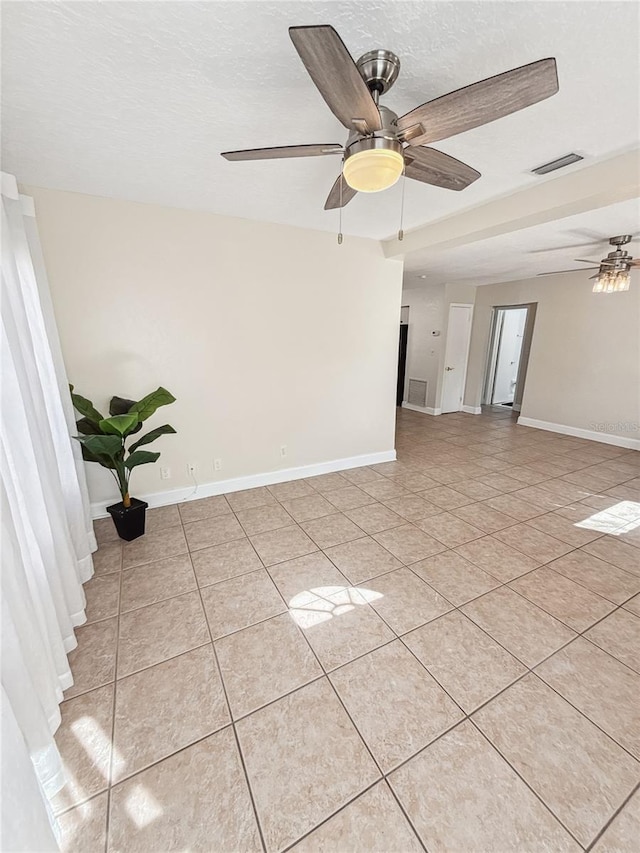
[
  {"x1": 593, "y1": 267, "x2": 631, "y2": 293},
  {"x1": 343, "y1": 139, "x2": 404, "y2": 192}
]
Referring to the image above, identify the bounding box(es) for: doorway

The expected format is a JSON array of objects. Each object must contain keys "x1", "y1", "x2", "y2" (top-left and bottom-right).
[
  {"x1": 396, "y1": 322, "x2": 409, "y2": 407},
  {"x1": 441, "y1": 303, "x2": 474, "y2": 414},
  {"x1": 484, "y1": 304, "x2": 536, "y2": 411}
]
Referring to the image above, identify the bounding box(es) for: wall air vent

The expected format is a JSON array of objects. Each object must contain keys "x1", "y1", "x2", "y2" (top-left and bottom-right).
[
  {"x1": 408, "y1": 379, "x2": 428, "y2": 408},
  {"x1": 531, "y1": 153, "x2": 584, "y2": 175}
]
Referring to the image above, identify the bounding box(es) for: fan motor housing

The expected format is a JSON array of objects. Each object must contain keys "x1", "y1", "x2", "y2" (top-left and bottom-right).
[
  {"x1": 356, "y1": 49, "x2": 401, "y2": 94},
  {"x1": 345, "y1": 136, "x2": 403, "y2": 161},
  {"x1": 345, "y1": 104, "x2": 399, "y2": 151}
]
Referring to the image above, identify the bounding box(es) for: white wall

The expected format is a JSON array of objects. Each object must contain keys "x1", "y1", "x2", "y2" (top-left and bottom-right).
[
  {"x1": 29, "y1": 187, "x2": 403, "y2": 507},
  {"x1": 464, "y1": 271, "x2": 640, "y2": 445}
]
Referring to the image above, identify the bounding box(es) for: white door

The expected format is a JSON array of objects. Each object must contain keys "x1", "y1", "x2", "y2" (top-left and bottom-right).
[{"x1": 441, "y1": 304, "x2": 473, "y2": 414}]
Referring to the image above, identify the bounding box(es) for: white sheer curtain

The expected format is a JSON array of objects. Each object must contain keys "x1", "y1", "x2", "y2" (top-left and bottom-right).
[{"x1": 1, "y1": 172, "x2": 97, "y2": 851}]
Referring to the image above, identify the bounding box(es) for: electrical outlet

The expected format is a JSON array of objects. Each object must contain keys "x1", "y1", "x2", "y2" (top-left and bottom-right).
[
  {"x1": 214, "y1": 458, "x2": 222, "y2": 471},
  {"x1": 280, "y1": 445, "x2": 287, "y2": 458},
  {"x1": 187, "y1": 463, "x2": 197, "y2": 476},
  {"x1": 160, "y1": 467, "x2": 171, "y2": 480}
]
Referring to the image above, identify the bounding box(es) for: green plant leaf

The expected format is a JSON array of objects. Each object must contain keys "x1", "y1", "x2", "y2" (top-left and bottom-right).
[
  {"x1": 79, "y1": 443, "x2": 117, "y2": 470},
  {"x1": 69, "y1": 386, "x2": 104, "y2": 424},
  {"x1": 75, "y1": 434, "x2": 123, "y2": 461},
  {"x1": 99, "y1": 413, "x2": 140, "y2": 436},
  {"x1": 109, "y1": 397, "x2": 143, "y2": 432},
  {"x1": 76, "y1": 417, "x2": 102, "y2": 436},
  {"x1": 75, "y1": 435, "x2": 122, "y2": 470},
  {"x1": 109, "y1": 396, "x2": 136, "y2": 416},
  {"x1": 125, "y1": 450, "x2": 161, "y2": 470},
  {"x1": 130, "y1": 387, "x2": 176, "y2": 422},
  {"x1": 128, "y1": 424, "x2": 176, "y2": 452}
]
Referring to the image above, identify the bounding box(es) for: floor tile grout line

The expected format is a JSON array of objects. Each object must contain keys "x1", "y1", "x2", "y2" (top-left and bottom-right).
[
  {"x1": 384, "y1": 782, "x2": 431, "y2": 853},
  {"x1": 249, "y1": 555, "x2": 409, "y2": 851},
  {"x1": 90, "y1": 719, "x2": 235, "y2": 796},
  {"x1": 243, "y1": 531, "x2": 588, "y2": 846},
  {"x1": 192, "y1": 562, "x2": 269, "y2": 853},
  {"x1": 388, "y1": 559, "x2": 640, "y2": 766},
  {"x1": 499, "y1": 564, "x2": 640, "y2": 669},
  {"x1": 467, "y1": 718, "x2": 588, "y2": 850},
  {"x1": 227, "y1": 672, "x2": 327, "y2": 725},
  {"x1": 102, "y1": 541, "x2": 123, "y2": 853},
  {"x1": 280, "y1": 778, "x2": 426, "y2": 853},
  {"x1": 583, "y1": 780, "x2": 640, "y2": 852},
  {"x1": 83, "y1": 520, "x2": 639, "y2": 697},
  {"x1": 106, "y1": 471, "x2": 639, "y2": 583},
  {"x1": 269, "y1": 586, "x2": 432, "y2": 851},
  {"x1": 275, "y1": 779, "x2": 385, "y2": 853},
  {"x1": 473, "y1": 519, "x2": 606, "y2": 564},
  {"x1": 383, "y1": 430, "x2": 634, "y2": 488},
  {"x1": 82, "y1": 414, "x2": 639, "y2": 846},
  {"x1": 234, "y1": 509, "x2": 296, "y2": 539},
  {"x1": 432, "y1": 532, "x2": 639, "y2": 623},
  {"x1": 530, "y1": 666, "x2": 640, "y2": 765},
  {"x1": 180, "y1": 508, "x2": 270, "y2": 852},
  {"x1": 54, "y1": 788, "x2": 111, "y2": 821}
]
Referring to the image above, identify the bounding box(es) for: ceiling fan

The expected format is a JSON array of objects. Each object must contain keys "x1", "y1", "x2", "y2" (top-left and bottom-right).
[
  {"x1": 537, "y1": 235, "x2": 639, "y2": 292},
  {"x1": 221, "y1": 25, "x2": 559, "y2": 210}
]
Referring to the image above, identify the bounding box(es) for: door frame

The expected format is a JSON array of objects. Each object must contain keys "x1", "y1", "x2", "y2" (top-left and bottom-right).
[
  {"x1": 482, "y1": 303, "x2": 536, "y2": 410},
  {"x1": 441, "y1": 303, "x2": 474, "y2": 414}
]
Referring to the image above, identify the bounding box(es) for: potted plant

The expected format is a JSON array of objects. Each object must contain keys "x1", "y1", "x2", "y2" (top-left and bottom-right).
[{"x1": 70, "y1": 385, "x2": 176, "y2": 541}]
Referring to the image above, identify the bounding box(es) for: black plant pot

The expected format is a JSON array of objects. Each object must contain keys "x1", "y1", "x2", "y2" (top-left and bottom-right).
[{"x1": 107, "y1": 497, "x2": 149, "y2": 541}]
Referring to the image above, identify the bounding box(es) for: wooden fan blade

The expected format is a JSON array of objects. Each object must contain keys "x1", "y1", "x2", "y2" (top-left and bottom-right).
[
  {"x1": 398, "y1": 58, "x2": 558, "y2": 146},
  {"x1": 404, "y1": 147, "x2": 481, "y2": 191},
  {"x1": 221, "y1": 144, "x2": 343, "y2": 161},
  {"x1": 324, "y1": 174, "x2": 357, "y2": 210},
  {"x1": 575, "y1": 258, "x2": 604, "y2": 264},
  {"x1": 629, "y1": 259, "x2": 640, "y2": 267},
  {"x1": 289, "y1": 26, "x2": 381, "y2": 132},
  {"x1": 537, "y1": 268, "x2": 598, "y2": 276}
]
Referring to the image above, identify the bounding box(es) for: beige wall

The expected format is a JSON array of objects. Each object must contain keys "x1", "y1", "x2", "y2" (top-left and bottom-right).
[
  {"x1": 401, "y1": 284, "x2": 445, "y2": 410},
  {"x1": 29, "y1": 187, "x2": 403, "y2": 506},
  {"x1": 464, "y1": 271, "x2": 640, "y2": 443},
  {"x1": 401, "y1": 282, "x2": 476, "y2": 412}
]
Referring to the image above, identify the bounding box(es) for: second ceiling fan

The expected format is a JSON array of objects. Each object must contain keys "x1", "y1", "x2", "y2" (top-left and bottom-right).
[{"x1": 221, "y1": 25, "x2": 559, "y2": 210}]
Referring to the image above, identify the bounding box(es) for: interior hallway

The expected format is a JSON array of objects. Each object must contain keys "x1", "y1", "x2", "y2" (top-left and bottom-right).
[{"x1": 55, "y1": 408, "x2": 640, "y2": 852}]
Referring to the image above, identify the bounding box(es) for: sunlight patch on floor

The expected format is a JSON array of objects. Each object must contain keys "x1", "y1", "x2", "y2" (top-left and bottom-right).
[
  {"x1": 125, "y1": 783, "x2": 164, "y2": 829},
  {"x1": 289, "y1": 585, "x2": 383, "y2": 628},
  {"x1": 574, "y1": 501, "x2": 640, "y2": 535}
]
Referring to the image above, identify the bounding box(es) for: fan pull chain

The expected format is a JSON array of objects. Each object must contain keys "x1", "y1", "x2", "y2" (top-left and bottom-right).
[
  {"x1": 398, "y1": 165, "x2": 406, "y2": 242},
  {"x1": 338, "y1": 167, "x2": 344, "y2": 245}
]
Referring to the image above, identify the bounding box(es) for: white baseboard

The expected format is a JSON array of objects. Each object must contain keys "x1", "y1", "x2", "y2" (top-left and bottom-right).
[
  {"x1": 404, "y1": 402, "x2": 481, "y2": 416},
  {"x1": 402, "y1": 402, "x2": 441, "y2": 416},
  {"x1": 517, "y1": 417, "x2": 640, "y2": 450},
  {"x1": 90, "y1": 449, "x2": 397, "y2": 518}
]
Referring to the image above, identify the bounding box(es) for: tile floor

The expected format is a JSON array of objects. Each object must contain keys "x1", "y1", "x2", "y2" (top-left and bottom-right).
[{"x1": 55, "y1": 407, "x2": 640, "y2": 852}]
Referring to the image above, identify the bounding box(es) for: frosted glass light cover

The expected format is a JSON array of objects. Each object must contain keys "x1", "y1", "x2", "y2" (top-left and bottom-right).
[{"x1": 343, "y1": 149, "x2": 404, "y2": 192}]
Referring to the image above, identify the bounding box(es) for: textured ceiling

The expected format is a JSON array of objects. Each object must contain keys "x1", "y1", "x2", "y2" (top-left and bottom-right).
[
  {"x1": 402, "y1": 198, "x2": 640, "y2": 287},
  {"x1": 2, "y1": 1, "x2": 639, "y2": 239}
]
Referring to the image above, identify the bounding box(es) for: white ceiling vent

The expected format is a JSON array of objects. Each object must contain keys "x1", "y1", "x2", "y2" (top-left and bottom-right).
[
  {"x1": 531, "y1": 153, "x2": 584, "y2": 175},
  {"x1": 408, "y1": 379, "x2": 428, "y2": 408}
]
